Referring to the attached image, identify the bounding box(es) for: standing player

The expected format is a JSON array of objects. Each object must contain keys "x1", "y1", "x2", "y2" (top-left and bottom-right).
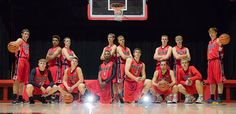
[
  {"x1": 150, "y1": 61, "x2": 178, "y2": 103},
  {"x1": 58, "y1": 57, "x2": 88, "y2": 102},
  {"x1": 98, "y1": 50, "x2": 116, "y2": 103},
  {"x1": 26, "y1": 59, "x2": 57, "y2": 104},
  {"x1": 124, "y1": 48, "x2": 152, "y2": 103},
  {"x1": 46, "y1": 35, "x2": 62, "y2": 84},
  {"x1": 100, "y1": 33, "x2": 117, "y2": 101},
  {"x1": 153, "y1": 35, "x2": 172, "y2": 70},
  {"x1": 172, "y1": 35, "x2": 191, "y2": 82},
  {"x1": 61, "y1": 37, "x2": 77, "y2": 81},
  {"x1": 115, "y1": 35, "x2": 132, "y2": 102},
  {"x1": 11, "y1": 28, "x2": 30, "y2": 103},
  {"x1": 207, "y1": 27, "x2": 224, "y2": 103},
  {"x1": 178, "y1": 59, "x2": 204, "y2": 104},
  {"x1": 100, "y1": 33, "x2": 117, "y2": 61}
]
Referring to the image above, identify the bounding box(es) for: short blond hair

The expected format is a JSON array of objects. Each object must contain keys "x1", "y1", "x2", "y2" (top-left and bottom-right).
[
  {"x1": 208, "y1": 27, "x2": 217, "y2": 33},
  {"x1": 117, "y1": 35, "x2": 124, "y2": 40},
  {"x1": 175, "y1": 35, "x2": 183, "y2": 40}
]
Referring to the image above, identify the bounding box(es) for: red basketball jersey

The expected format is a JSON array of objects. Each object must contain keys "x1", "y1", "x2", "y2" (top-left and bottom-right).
[
  {"x1": 104, "y1": 44, "x2": 116, "y2": 62},
  {"x1": 156, "y1": 45, "x2": 170, "y2": 66},
  {"x1": 174, "y1": 46, "x2": 187, "y2": 65},
  {"x1": 117, "y1": 45, "x2": 130, "y2": 64},
  {"x1": 61, "y1": 47, "x2": 74, "y2": 66},
  {"x1": 34, "y1": 67, "x2": 49, "y2": 86},
  {"x1": 99, "y1": 61, "x2": 114, "y2": 80},
  {"x1": 66, "y1": 67, "x2": 80, "y2": 86},
  {"x1": 16, "y1": 38, "x2": 29, "y2": 59},
  {"x1": 207, "y1": 38, "x2": 223, "y2": 60},
  {"x1": 126, "y1": 59, "x2": 143, "y2": 81},
  {"x1": 156, "y1": 69, "x2": 171, "y2": 83},
  {"x1": 48, "y1": 46, "x2": 61, "y2": 66}
]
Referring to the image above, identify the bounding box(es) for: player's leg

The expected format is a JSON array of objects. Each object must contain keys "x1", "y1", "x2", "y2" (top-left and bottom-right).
[
  {"x1": 195, "y1": 80, "x2": 204, "y2": 103},
  {"x1": 26, "y1": 84, "x2": 35, "y2": 104}
]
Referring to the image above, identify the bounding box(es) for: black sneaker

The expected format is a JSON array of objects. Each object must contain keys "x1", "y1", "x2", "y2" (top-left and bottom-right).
[
  {"x1": 18, "y1": 98, "x2": 28, "y2": 103},
  {"x1": 12, "y1": 99, "x2": 20, "y2": 104},
  {"x1": 39, "y1": 97, "x2": 48, "y2": 104}
]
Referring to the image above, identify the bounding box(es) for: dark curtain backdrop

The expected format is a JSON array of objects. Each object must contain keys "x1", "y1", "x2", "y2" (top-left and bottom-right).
[{"x1": 0, "y1": 0, "x2": 236, "y2": 81}]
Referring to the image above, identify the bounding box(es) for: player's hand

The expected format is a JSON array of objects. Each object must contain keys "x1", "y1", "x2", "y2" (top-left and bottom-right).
[
  {"x1": 141, "y1": 76, "x2": 145, "y2": 81},
  {"x1": 67, "y1": 87, "x2": 73, "y2": 93},
  {"x1": 135, "y1": 77, "x2": 142, "y2": 83},
  {"x1": 45, "y1": 86, "x2": 52, "y2": 93},
  {"x1": 100, "y1": 81, "x2": 106, "y2": 89},
  {"x1": 40, "y1": 86, "x2": 46, "y2": 94},
  {"x1": 219, "y1": 47, "x2": 223, "y2": 52}
]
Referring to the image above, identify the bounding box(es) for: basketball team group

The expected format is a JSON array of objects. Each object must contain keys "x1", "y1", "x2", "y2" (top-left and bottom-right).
[{"x1": 8, "y1": 27, "x2": 230, "y2": 104}]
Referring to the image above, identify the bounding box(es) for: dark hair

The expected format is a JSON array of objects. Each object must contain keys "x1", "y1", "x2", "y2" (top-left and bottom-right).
[
  {"x1": 52, "y1": 35, "x2": 60, "y2": 41},
  {"x1": 21, "y1": 28, "x2": 30, "y2": 34},
  {"x1": 64, "y1": 37, "x2": 70, "y2": 42},
  {"x1": 133, "y1": 48, "x2": 142, "y2": 53}
]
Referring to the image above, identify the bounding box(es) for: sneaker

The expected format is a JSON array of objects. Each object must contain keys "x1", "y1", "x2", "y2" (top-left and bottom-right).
[
  {"x1": 172, "y1": 95, "x2": 178, "y2": 104},
  {"x1": 12, "y1": 99, "x2": 20, "y2": 104},
  {"x1": 214, "y1": 99, "x2": 222, "y2": 103},
  {"x1": 207, "y1": 98, "x2": 214, "y2": 104},
  {"x1": 196, "y1": 96, "x2": 204, "y2": 104},
  {"x1": 165, "y1": 94, "x2": 173, "y2": 104},
  {"x1": 184, "y1": 95, "x2": 195, "y2": 104},
  {"x1": 155, "y1": 95, "x2": 163, "y2": 103},
  {"x1": 18, "y1": 98, "x2": 27, "y2": 103},
  {"x1": 39, "y1": 97, "x2": 47, "y2": 104}
]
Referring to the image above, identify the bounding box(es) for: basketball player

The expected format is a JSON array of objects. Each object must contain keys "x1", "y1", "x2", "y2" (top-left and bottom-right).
[
  {"x1": 61, "y1": 37, "x2": 77, "y2": 81},
  {"x1": 172, "y1": 35, "x2": 191, "y2": 83},
  {"x1": 178, "y1": 59, "x2": 204, "y2": 104},
  {"x1": 150, "y1": 61, "x2": 178, "y2": 103},
  {"x1": 46, "y1": 35, "x2": 62, "y2": 84},
  {"x1": 207, "y1": 27, "x2": 224, "y2": 103},
  {"x1": 26, "y1": 59, "x2": 58, "y2": 104},
  {"x1": 153, "y1": 35, "x2": 172, "y2": 70},
  {"x1": 46, "y1": 35, "x2": 61, "y2": 102},
  {"x1": 58, "y1": 57, "x2": 88, "y2": 102},
  {"x1": 115, "y1": 35, "x2": 132, "y2": 102},
  {"x1": 124, "y1": 48, "x2": 152, "y2": 103},
  {"x1": 11, "y1": 28, "x2": 30, "y2": 103},
  {"x1": 100, "y1": 33, "x2": 117, "y2": 61},
  {"x1": 98, "y1": 50, "x2": 116, "y2": 103}
]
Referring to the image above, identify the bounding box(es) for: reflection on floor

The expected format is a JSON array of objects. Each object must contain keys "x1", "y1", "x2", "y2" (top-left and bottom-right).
[{"x1": 0, "y1": 103, "x2": 236, "y2": 114}]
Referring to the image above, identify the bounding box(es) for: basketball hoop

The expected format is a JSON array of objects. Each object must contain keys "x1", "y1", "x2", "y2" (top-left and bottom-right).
[{"x1": 111, "y1": 2, "x2": 125, "y2": 21}]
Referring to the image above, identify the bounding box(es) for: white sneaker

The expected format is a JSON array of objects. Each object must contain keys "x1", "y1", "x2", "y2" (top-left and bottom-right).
[
  {"x1": 184, "y1": 95, "x2": 195, "y2": 104},
  {"x1": 155, "y1": 95, "x2": 163, "y2": 103},
  {"x1": 172, "y1": 95, "x2": 178, "y2": 103},
  {"x1": 166, "y1": 94, "x2": 173, "y2": 104},
  {"x1": 196, "y1": 96, "x2": 204, "y2": 104}
]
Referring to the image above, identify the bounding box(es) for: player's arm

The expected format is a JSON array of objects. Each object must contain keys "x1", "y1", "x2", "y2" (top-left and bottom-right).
[
  {"x1": 13, "y1": 38, "x2": 23, "y2": 46},
  {"x1": 29, "y1": 68, "x2": 41, "y2": 88},
  {"x1": 110, "y1": 45, "x2": 117, "y2": 56},
  {"x1": 169, "y1": 70, "x2": 176, "y2": 87},
  {"x1": 128, "y1": 48, "x2": 133, "y2": 58},
  {"x1": 172, "y1": 47, "x2": 186, "y2": 60},
  {"x1": 62, "y1": 48, "x2": 74, "y2": 61},
  {"x1": 125, "y1": 58, "x2": 138, "y2": 81},
  {"x1": 141, "y1": 63, "x2": 146, "y2": 81},
  {"x1": 152, "y1": 71, "x2": 159, "y2": 87},
  {"x1": 72, "y1": 67, "x2": 84, "y2": 89},
  {"x1": 46, "y1": 47, "x2": 62, "y2": 61},
  {"x1": 153, "y1": 48, "x2": 162, "y2": 60},
  {"x1": 63, "y1": 68, "x2": 70, "y2": 89},
  {"x1": 163, "y1": 46, "x2": 172, "y2": 60},
  {"x1": 105, "y1": 63, "x2": 117, "y2": 83},
  {"x1": 189, "y1": 66, "x2": 202, "y2": 82},
  {"x1": 186, "y1": 48, "x2": 191, "y2": 61},
  {"x1": 178, "y1": 70, "x2": 186, "y2": 85},
  {"x1": 117, "y1": 47, "x2": 129, "y2": 60},
  {"x1": 47, "y1": 70, "x2": 54, "y2": 87},
  {"x1": 72, "y1": 51, "x2": 77, "y2": 58},
  {"x1": 100, "y1": 48, "x2": 105, "y2": 60},
  {"x1": 98, "y1": 66, "x2": 102, "y2": 84}
]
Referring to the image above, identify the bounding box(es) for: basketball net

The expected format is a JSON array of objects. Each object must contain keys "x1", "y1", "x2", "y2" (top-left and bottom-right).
[{"x1": 111, "y1": 3, "x2": 125, "y2": 21}]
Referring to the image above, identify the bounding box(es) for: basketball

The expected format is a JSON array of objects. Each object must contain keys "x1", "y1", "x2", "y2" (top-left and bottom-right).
[
  {"x1": 7, "y1": 42, "x2": 19, "y2": 53},
  {"x1": 219, "y1": 33, "x2": 230, "y2": 45},
  {"x1": 157, "y1": 80, "x2": 169, "y2": 91},
  {"x1": 63, "y1": 93, "x2": 73, "y2": 104}
]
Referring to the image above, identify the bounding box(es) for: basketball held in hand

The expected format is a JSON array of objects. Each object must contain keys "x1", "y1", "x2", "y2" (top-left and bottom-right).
[
  {"x1": 7, "y1": 42, "x2": 19, "y2": 53},
  {"x1": 157, "y1": 80, "x2": 169, "y2": 91},
  {"x1": 219, "y1": 33, "x2": 230, "y2": 45}
]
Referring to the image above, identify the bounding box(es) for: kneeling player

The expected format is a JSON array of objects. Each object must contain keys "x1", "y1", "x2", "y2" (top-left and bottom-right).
[
  {"x1": 58, "y1": 57, "x2": 88, "y2": 102},
  {"x1": 26, "y1": 59, "x2": 58, "y2": 104},
  {"x1": 98, "y1": 50, "x2": 116, "y2": 103},
  {"x1": 178, "y1": 59, "x2": 204, "y2": 104},
  {"x1": 150, "y1": 61, "x2": 178, "y2": 103},
  {"x1": 124, "y1": 48, "x2": 152, "y2": 103}
]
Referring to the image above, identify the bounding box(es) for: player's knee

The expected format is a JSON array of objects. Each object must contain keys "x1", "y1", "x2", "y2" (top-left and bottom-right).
[
  {"x1": 26, "y1": 84, "x2": 33, "y2": 90},
  {"x1": 172, "y1": 85, "x2": 178, "y2": 90},
  {"x1": 177, "y1": 84, "x2": 183, "y2": 90},
  {"x1": 78, "y1": 83, "x2": 85, "y2": 89},
  {"x1": 145, "y1": 79, "x2": 152, "y2": 86},
  {"x1": 195, "y1": 80, "x2": 201, "y2": 85}
]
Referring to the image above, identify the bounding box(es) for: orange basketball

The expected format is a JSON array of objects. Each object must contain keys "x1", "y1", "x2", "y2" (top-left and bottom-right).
[
  {"x1": 219, "y1": 33, "x2": 230, "y2": 45},
  {"x1": 63, "y1": 93, "x2": 73, "y2": 104},
  {"x1": 157, "y1": 80, "x2": 169, "y2": 91},
  {"x1": 7, "y1": 42, "x2": 19, "y2": 53}
]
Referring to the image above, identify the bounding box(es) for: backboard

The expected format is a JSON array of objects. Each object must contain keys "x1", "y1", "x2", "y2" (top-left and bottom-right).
[{"x1": 87, "y1": 0, "x2": 148, "y2": 21}]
